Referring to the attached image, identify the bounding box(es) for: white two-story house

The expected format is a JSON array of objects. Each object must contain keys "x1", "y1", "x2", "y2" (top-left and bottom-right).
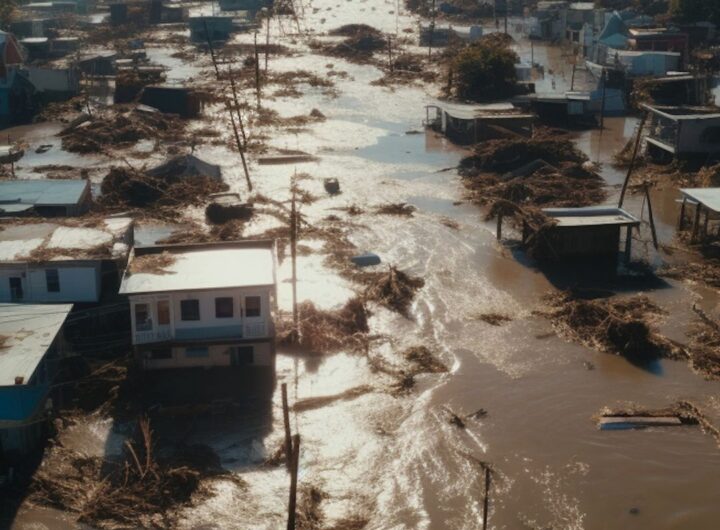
[{"x1": 119, "y1": 240, "x2": 278, "y2": 371}]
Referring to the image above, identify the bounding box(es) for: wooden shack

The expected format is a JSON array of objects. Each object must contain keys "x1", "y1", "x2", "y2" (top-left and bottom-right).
[
  {"x1": 424, "y1": 102, "x2": 534, "y2": 145},
  {"x1": 678, "y1": 188, "x2": 720, "y2": 243},
  {"x1": 525, "y1": 206, "x2": 640, "y2": 262}
]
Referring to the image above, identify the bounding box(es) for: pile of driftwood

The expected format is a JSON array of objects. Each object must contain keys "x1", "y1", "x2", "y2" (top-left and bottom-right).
[
  {"x1": 540, "y1": 292, "x2": 683, "y2": 364},
  {"x1": 365, "y1": 266, "x2": 425, "y2": 316},
  {"x1": 99, "y1": 166, "x2": 227, "y2": 211},
  {"x1": 29, "y1": 418, "x2": 235, "y2": 529},
  {"x1": 278, "y1": 297, "x2": 369, "y2": 353},
  {"x1": 60, "y1": 107, "x2": 184, "y2": 153},
  {"x1": 311, "y1": 25, "x2": 387, "y2": 62}
]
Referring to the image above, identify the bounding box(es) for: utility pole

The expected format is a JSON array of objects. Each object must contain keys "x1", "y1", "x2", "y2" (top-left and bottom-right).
[
  {"x1": 618, "y1": 112, "x2": 648, "y2": 209},
  {"x1": 387, "y1": 35, "x2": 393, "y2": 73},
  {"x1": 254, "y1": 32, "x2": 261, "y2": 110},
  {"x1": 428, "y1": 0, "x2": 436, "y2": 58},
  {"x1": 265, "y1": 9, "x2": 271, "y2": 75},
  {"x1": 290, "y1": 179, "x2": 298, "y2": 340},
  {"x1": 203, "y1": 20, "x2": 252, "y2": 191}
]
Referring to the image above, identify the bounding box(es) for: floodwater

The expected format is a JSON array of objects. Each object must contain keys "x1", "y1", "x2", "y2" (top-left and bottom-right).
[{"x1": 8, "y1": 3, "x2": 720, "y2": 530}]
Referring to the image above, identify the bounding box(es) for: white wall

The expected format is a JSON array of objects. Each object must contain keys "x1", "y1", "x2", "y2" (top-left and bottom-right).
[
  {"x1": 0, "y1": 264, "x2": 100, "y2": 303},
  {"x1": 130, "y1": 286, "x2": 274, "y2": 343}
]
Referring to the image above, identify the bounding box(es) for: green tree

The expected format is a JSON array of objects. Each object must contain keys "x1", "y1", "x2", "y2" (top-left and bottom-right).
[
  {"x1": 670, "y1": 0, "x2": 720, "y2": 24},
  {"x1": 450, "y1": 40, "x2": 518, "y2": 102},
  {"x1": 0, "y1": 0, "x2": 17, "y2": 30}
]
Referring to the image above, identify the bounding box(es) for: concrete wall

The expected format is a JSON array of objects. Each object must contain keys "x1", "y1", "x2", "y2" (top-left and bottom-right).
[
  {"x1": 0, "y1": 263, "x2": 100, "y2": 303},
  {"x1": 130, "y1": 286, "x2": 274, "y2": 345},
  {"x1": 140, "y1": 340, "x2": 273, "y2": 369}
]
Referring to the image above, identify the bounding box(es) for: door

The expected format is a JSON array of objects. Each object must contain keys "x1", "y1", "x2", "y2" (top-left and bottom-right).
[
  {"x1": 9, "y1": 277, "x2": 23, "y2": 301},
  {"x1": 230, "y1": 346, "x2": 254, "y2": 366},
  {"x1": 242, "y1": 294, "x2": 264, "y2": 337}
]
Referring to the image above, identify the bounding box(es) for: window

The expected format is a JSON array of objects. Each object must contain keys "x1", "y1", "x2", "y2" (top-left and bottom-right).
[
  {"x1": 215, "y1": 297, "x2": 234, "y2": 318},
  {"x1": 9, "y1": 277, "x2": 22, "y2": 301},
  {"x1": 135, "y1": 303, "x2": 152, "y2": 331},
  {"x1": 180, "y1": 299, "x2": 200, "y2": 321},
  {"x1": 185, "y1": 346, "x2": 209, "y2": 358},
  {"x1": 148, "y1": 347, "x2": 172, "y2": 360},
  {"x1": 245, "y1": 296, "x2": 261, "y2": 318},
  {"x1": 46, "y1": 269, "x2": 60, "y2": 292},
  {"x1": 157, "y1": 300, "x2": 170, "y2": 325}
]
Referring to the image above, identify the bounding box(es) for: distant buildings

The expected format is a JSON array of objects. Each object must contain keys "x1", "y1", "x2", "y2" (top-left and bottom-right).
[
  {"x1": 0, "y1": 303, "x2": 72, "y2": 458},
  {"x1": 120, "y1": 240, "x2": 278, "y2": 371}
]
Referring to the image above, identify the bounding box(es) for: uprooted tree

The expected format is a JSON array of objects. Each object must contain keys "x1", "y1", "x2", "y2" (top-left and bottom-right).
[{"x1": 448, "y1": 37, "x2": 518, "y2": 102}]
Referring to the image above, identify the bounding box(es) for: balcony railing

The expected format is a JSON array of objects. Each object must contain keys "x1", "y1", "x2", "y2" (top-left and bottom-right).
[{"x1": 134, "y1": 321, "x2": 269, "y2": 344}]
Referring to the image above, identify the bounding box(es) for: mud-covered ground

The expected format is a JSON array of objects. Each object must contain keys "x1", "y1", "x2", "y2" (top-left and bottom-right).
[{"x1": 4, "y1": 2, "x2": 720, "y2": 530}]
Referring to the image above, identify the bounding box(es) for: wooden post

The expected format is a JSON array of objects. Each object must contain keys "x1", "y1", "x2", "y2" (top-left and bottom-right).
[
  {"x1": 691, "y1": 203, "x2": 702, "y2": 243},
  {"x1": 287, "y1": 434, "x2": 301, "y2": 530},
  {"x1": 570, "y1": 62, "x2": 576, "y2": 91},
  {"x1": 496, "y1": 213, "x2": 503, "y2": 240},
  {"x1": 625, "y1": 225, "x2": 633, "y2": 263},
  {"x1": 482, "y1": 466, "x2": 491, "y2": 530},
  {"x1": 227, "y1": 65, "x2": 248, "y2": 147},
  {"x1": 290, "y1": 185, "x2": 299, "y2": 339},
  {"x1": 599, "y1": 68, "x2": 607, "y2": 130},
  {"x1": 387, "y1": 35, "x2": 393, "y2": 73},
  {"x1": 254, "y1": 32, "x2": 261, "y2": 110},
  {"x1": 678, "y1": 197, "x2": 687, "y2": 230},
  {"x1": 265, "y1": 12, "x2": 271, "y2": 75},
  {"x1": 618, "y1": 112, "x2": 648, "y2": 209},
  {"x1": 703, "y1": 209, "x2": 710, "y2": 241},
  {"x1": 531, "y1": 40, "x2": 534, "y2": 65},
  {"x1": 644, "y1": 184, "x2": 658, "y2": 250},
  {"x1": 281, "y1": 383, "x2": 292, "y2": 469},
  {"x1": 428, "y1": 0, "x2": 436, "y2": 58}
]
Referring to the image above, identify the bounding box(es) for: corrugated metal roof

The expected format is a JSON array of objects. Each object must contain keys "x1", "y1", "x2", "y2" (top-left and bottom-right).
[
  {"x1": 0, "y1": 303, "x2": 72, "y2": 386},
  {"x1": 0, "y1": 179, "x2": 88, "y2": 207},
  {"x1": 120, "y1": 244, "x2": 276, "y2": 295}
]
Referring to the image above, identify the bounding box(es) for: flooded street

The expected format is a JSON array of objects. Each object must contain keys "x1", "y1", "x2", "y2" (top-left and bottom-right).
[{"x1": 6, "y1": 1, "x2": 720, "y2": 529}]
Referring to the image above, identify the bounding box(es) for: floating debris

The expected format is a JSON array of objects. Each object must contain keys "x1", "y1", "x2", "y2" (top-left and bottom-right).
[{"x1": 364, "y1": 266, "x2": 424, "y2": 316}]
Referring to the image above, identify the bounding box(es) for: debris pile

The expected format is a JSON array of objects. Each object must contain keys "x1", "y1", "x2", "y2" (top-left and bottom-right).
[
  {"x1": 374, "y1": 202, "x2": 416, "y2": 216},
  {"x1": 365, "y1": 266, "x2": 424, "y2": 316},
  {"x1": 206, "y1": 202, "x2": 254, "y2": 225},
  {"x1": 60, "y1": 108, "x2": 185, "y2": 153},
  {"x1": 687, "y1": 305, "x2": 720, "y2": 379},
  {"x1": 540, "y1": 292, "x2": 683, "y2": 364},
  {"x1": 128, "y1": 252, "x2": 177, "y2": 275},
  {"x1": 115, "y1": 69, "x2": 167, "y2": 104},
  {"x1": 278, "y1": 297, "x2": 369, "y2": 353},
  {"x1": 402, "y1": 346, "x2": 448, "y2": 373},
  {"x1": 29, "y1": 418, "x2": 234, "y2": 529},
  {"x1": 99, "y1": 166, "x2": 227, "y2": 212},
  {"x1": 312, "y1": 25, "x2": 387, "y2": 62}
]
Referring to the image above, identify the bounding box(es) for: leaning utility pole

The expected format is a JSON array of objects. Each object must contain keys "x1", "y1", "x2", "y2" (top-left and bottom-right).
[{"x1": 203, "y1": 20, "x2": 252, "y2": 191}]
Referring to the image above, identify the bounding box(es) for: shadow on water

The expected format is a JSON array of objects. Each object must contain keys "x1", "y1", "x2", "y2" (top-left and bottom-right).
[
  {"x1": 139, "y1": 367, "x2": 276, "y2": 468},
  {"x1": 0, "y1": 445, "x2": 46, "y2": 528},
  {"x1": 506, "y1": 242, "x2": 672, "y2": 294}
]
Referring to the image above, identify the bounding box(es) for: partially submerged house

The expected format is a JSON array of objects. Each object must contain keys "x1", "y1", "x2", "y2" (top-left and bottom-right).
[
  {"x1": 418, "y1": 24, "x2": 483, "y2": 46},
  {"x1": 119, "y1": 240, "x2": 278, "y2": 371},
  {"x1": 0, "y1": 303, "x2": 72, "y2": 459},
  {"x1": 0, "y1": 217, "x2": 133, "y2": 303},
  {"x1": 139, "y1": 85, "x2": 201, "y2": 118},
  {"x1": 524, "y1": 206, "x2": 640, "y2": 262},
  {"x1": 77, "y1": 52, "x2": 117, "y2": 77},
  {"x1": 424, "y1": 102, "x2": 534, "y2": 145},
  {"x1": 643, "y1": 104, "x2": 720, "y2": 160},
  {"x1": 0, "y1": 179, "x2": 91, "y2": 217},
  {"x1": 677, "y1": 188, "x2": 720, "y2": 243},
  {"x1": 219, "y1": 0, "x2": 272, "y2": 11}
]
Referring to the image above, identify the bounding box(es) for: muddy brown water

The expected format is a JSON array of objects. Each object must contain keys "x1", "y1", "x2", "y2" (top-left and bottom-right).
[{"x1": 7, "y1": 5, "x2": 720, "y2": 530}]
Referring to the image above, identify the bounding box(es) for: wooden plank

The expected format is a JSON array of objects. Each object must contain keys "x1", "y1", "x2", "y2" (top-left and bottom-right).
[{"x1": 598, "y1": 416, "x2": 683, "y2": 430}]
